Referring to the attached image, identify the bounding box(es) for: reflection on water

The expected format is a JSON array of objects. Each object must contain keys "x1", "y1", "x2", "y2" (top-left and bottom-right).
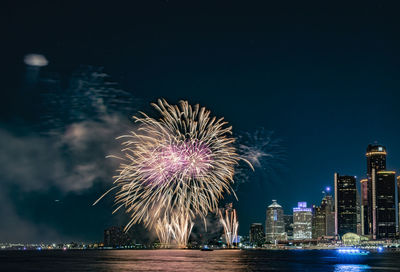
[
  {"x1": 334, "y1": 264, "x2": 371, "y2": 272},
  {"x1": 1, "y1": 250, "x2": 400, "y2": 272}
]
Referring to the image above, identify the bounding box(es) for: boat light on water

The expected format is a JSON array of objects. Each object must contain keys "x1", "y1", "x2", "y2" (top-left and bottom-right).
[{"x1": 337, "y1": 248, "x2": 369, "y2": 256}]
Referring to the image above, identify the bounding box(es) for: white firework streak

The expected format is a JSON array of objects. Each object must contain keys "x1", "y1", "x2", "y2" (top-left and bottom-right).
[{"x1": 218, "y1": 205, "x2": 238, "y2": 248}]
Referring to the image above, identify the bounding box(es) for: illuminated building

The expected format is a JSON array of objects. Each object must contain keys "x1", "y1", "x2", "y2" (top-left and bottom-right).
[
  {"x1": 283, "y1": 215, "x2": 294, "y2": 240},
  {"x1": 321, "y1": 191, "x2": 335, "y2": 237},
  {"x1": 356, "y1": 190, "x2": 362, "y2": 235},
  {"x1": 104, "y1": 226, "x2": 131, "y2": 248},
  {"x1": 341, "y1": 233, "x2": 369, "y2": 246},
  {"x1": 360, "y1": 178, "x2": 368, "y2": 235},
  {"x1": 398, "y1": 176, "x2": 400, "y2": 236},
  {"x1": 312, "y1": 205, "x2": 325, "y2": 239},
  {"x1": 265, "y1": 200, "x2": 286, "y2": 242},
  {"x1": 366, "y1": 144, "x2": 387, "y2": 175},
  {"x1": 293, "y1": 202, "x2": 312, "y2": 240},
  {"x1": 249, "y1": 223, "x2": 265, "y2": 246},
  {"x1": 364, "y1": 144, "x2": 387, "y2": 236},
  {"x1": 334, "y1": 173, "x2": 357, "y2": 237},
  {"x1": 312, "y1": 187, "x2": 335, "y2": 239},
  {"x1": 374, "y1": 171, "x2": 396, "y2": 239}
]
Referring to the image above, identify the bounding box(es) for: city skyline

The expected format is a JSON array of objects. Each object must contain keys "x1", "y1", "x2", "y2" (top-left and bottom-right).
[{"x1": 2, "y1": 1, "x2": 400, "y2": 243}]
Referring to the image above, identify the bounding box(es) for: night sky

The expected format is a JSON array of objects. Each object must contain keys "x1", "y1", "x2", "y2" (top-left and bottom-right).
[{"x1": 2, "y1": 1, "x2": 400, "y2": 242}]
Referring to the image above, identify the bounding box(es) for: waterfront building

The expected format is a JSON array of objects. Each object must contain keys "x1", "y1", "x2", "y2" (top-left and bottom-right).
[
  {"x1": 249, "y1": 223, "x2": 265, "y2": 246},
  {"x1": 104, "y1": 226, "x2": 131, "y2": 248},
  {"x1": 360, "y1": 178, "x2": 368, "y2": 235},
  {"x1": 283, "y1": 215, "x2": 294, "y2": 240},
  {"x1": 341, "y1": 232, "x2": 369, "y2": 246},
  {"x1": 364, "y1": 144, "x2": 387, "y2": 236},
  {"x1": 312, "y1": 205, "x2": 326, "y2": 239},
  {"x1": 321, "y1": 192, "x2": 335, "y2": 237},
  {"x1": 293, "y1": 202, "x2": 312, "y2": 240},
  {"x1": 312, "y1": 188, "x2": 335, "y2": 239},
  {"x1": 334, "y1": 173, "x2": 357, "y2": 237},
  {"x1": 356, "y1": 190, "x2": 362, "y2": 235},
  {"x1": 398, "y1": 176, "x2": 400, "y2": 236},
  {"x1": 265, "y1": 200, "x2": 286, "y2": 242},
  {"x1": 375, "y1": 171, "x2": 396, "y2": 239}
]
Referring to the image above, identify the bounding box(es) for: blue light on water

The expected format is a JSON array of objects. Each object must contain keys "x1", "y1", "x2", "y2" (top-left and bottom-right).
[
  {"x1": 337, "y1": 248, "x2": 369, "y2": 256},
  {"x1": 334, "y1": 264, "x2": 370, "y2": 272},
  {"x1": 338, "y1": 249, "x2": 361, "y2": 254},
  {"x1": 377, "y1": 246, "x2": 384, "y2": 253}
]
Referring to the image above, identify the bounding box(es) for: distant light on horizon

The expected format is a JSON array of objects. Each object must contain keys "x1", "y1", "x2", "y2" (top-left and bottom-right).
[{"x1": 24, "y1": 54, "x2": 48, "y2": 67}]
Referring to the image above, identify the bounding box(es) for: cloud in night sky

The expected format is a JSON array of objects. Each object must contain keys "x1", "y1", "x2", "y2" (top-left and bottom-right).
[
  {"x1": 0, "y1": 66, "x2": 140, "y2": 242},
  {"x1": 0, "y1": 116, "x2": 125, "y2": 193},
  {"x1": 23, "y1": 54, "x2": 48, "y2": 67}
]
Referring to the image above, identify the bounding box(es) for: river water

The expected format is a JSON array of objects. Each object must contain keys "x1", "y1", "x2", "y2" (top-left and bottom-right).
[{"x1": 0, "y1": 249, "x2": 399, "y2": 271}]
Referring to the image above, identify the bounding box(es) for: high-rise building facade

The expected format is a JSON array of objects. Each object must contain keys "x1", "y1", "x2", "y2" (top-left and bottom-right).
[
  {"x1": 364, "y1": 144, "x2": 387, "y2": 236},
  {"x1": 265, "y1": 200, "x2": 286, "y2": 242},
  {"x1": 104, "y1": 226, "x2": 131, "y2": 248},
  {"x1": 360, "y1": 178, "x2": 368, "y2": 235},
  {"x1": 293, "y1": 202, "x2": 312, "y2": 240},
  {"x1": 334, "y1": 173, "x2": 357, "y2": 237},
  {"x1": 249, "y1": 223, "x2": 265, "y2": 246},
  {"x1": 312, "y1": 205, "x2": 326, "y2": 239},
  {"x1": 283, "y1": 215, "x2": 294, "y2": 240},
  {"x1": 375, "y1": 171, "x2": 396, "y2": 239},
  {"x1": 398, "y1": 176, "x2": 400, "y2": 236},
  {"x1": 366, "y1": 144, "x2": 387, "y2": 175},
  {"x1": 321, "y1": 192, "x2": 335, "y2": 237}
]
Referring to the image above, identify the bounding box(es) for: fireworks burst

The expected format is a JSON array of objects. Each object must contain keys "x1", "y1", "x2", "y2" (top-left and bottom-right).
[
  {"x1": 218, "y1": 203, "x2": 238, "y2": 248},
  {"x1": 95, "y1": 99, "x2": 242, "y2": 247},
  {"x1": 235, "y1": 128, "x2": 285, "y2": 188}
]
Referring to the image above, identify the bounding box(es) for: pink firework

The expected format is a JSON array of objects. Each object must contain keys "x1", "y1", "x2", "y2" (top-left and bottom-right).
[{"x1": 140, "y1": 140, "x2": 212, "y2": 185}]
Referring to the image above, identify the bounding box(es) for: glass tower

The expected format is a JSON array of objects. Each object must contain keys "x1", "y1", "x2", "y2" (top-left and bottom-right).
[
  {"x1": 375, "y1": 171, "x2": 396, "y2": 239},
  {"x1": 334, "y1": 173, "x2": 357, "y2": 237},
  {"x1": 364, "y1": 144, "x2": 387, "y2": 236}
]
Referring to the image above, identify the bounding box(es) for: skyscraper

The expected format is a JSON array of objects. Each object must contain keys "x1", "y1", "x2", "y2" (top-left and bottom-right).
[
  {"x1": 366, "y1": 144, "x2": 387, "y2": 175},
  {"x1": 321, "y1": 191, "x2": 335, "y2": 237},
  {"x1": 104, "y1": 226, "x2": 131, "y2": 248},
  {"x1": 364, "y1": 144, "x2": 387, "y2": 236},
  {"x1": 398, "y1": 176, "x2": 400, "y2": 236},
  {"x1": 360, "y1": 178, "x2": 368, "y2": 235},
  {"x1": 265, "y1": 200, "x2": 286, "y2": 242},
  {"x1": 312, "y1": 188, "x2": 335, "y2": 239},
  {"x1": 334, "y1": 173, "x2": 357, "y2": 237},
  {"x1": 312, "y1": 205, "x2": 326, "y2": 239},
  {"x1": 283, "y1": 215, "x2": 294, "y2": 240},
  {"x1": 375, "y1": 171, "x2": 396, "y2": 239},
  {"x1": 249, "y1": 223, "x2": 265, "y2": 247},
  {"x1": 293, "y1": 202, "x2": 312, "y2": 240}
]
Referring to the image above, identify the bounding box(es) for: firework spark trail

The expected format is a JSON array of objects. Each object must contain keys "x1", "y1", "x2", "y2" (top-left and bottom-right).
[
  {"x1": 95, "y1": 99, "x2": 243, "y2": 247},
  {"x1": 154, "y1": 210, "x2": 194, "y2": 248},
  {"x1": 155, "y1": 217, "x2": 173, "y2": 248},
  {"x1": 219, "y1": 204, "x2": 238, "y2": 248},
  {"x1": 234, "y1": 128, "x2": 286, "y2": 189},
  {"x1": 169, "y1": 211, "x2": 194, "y2": 248}
]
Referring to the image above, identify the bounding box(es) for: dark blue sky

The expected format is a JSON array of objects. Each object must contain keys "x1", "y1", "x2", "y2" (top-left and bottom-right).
[{"x1": 1, "y1": 1, "x2": 400, "y2": 241}]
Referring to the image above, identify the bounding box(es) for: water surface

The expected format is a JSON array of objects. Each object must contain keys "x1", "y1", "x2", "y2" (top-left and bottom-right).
[{"x1": 0, "y1": 249, "x2": 399, "y2": 271}]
